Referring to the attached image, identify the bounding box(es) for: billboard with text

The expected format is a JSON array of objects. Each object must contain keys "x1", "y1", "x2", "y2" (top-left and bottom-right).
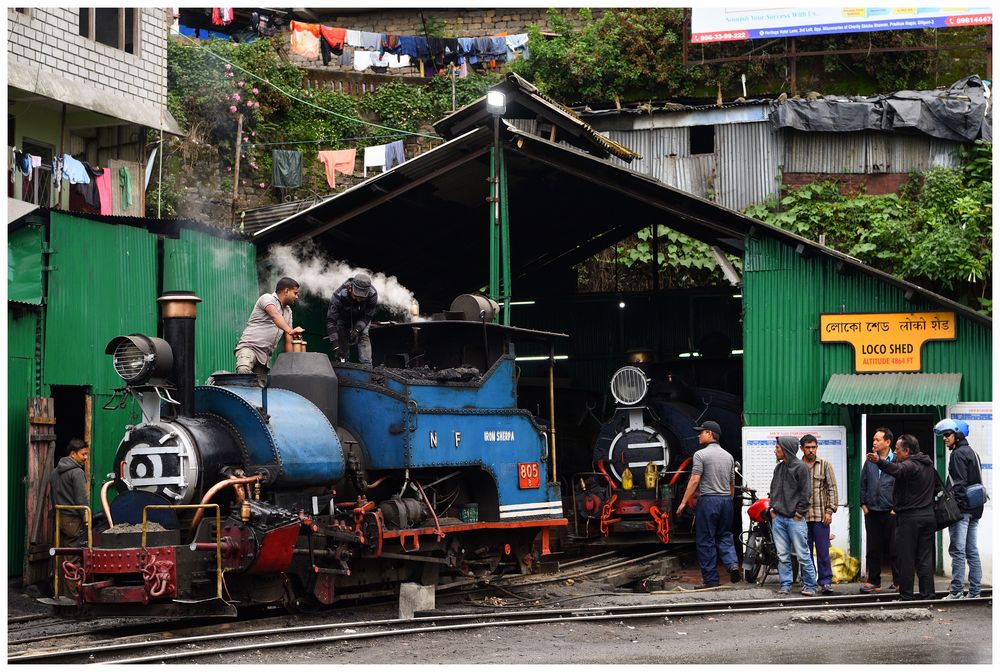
[{"x1": 691, "y1": 7, "x2": 992, "y2": 44}]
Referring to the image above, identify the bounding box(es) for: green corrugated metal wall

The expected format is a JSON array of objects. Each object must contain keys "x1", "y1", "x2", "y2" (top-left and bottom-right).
[
  {"x1": 7, "y1": 309, "x2": 39, "y2": 576},
  {"x1": 42, "y1": 213, "x2": 159, "y2": 516},
  {"x1": 162, "y1": 228, "x2": 259, "y2": 382},
  {"x1": 743, "y1": 236, "x2": 992, "y2": 555},
  {"x1": 43, "y1": 213, "x2": 159, "y2": 392}
]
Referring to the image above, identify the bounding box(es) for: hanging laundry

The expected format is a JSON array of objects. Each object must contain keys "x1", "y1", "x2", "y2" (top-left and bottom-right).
[
  {"x1": 379, "y1": 34, "x2": 400, "y2": 56},
  {"x1": 338, "y1": 50, "x2": 353, "y2": 67},
  {"x1": 271, "y1": 149, "x2": 302, "y2": 188},
  {"x1": 359, "y1": 31, "x2": 380, "y2": 51},
  {"x1": 119, "y1": 165, "x2": 133, "y2": 210},
  {"x1": 371, "y1": 52, "x2": 410, "y2": 69},
  {"x1": 51, "y1": 155, "x2": 64, "y2": 190},
  {"x1": 363, "y1": 144, "x2": 386, "y2": 177},
  {"x1": 76, "y1": 164, "x2": 103, "y2": 208},
  {"x1": 61, "y1": 154, "x2": 90, "y2": 185},
  {"x1": 289, "y1": 21, "x2": 321, "y2": 59},
  {"x1": 353, "y1": 50, "x2": 374, "y2": 72},
  {"x1": 506, "y1": 33, "x2": 530, "y2": 61},
  {"x1": 345, "y1": 29, "x2": 364, "y2": 48},
  {"x1": 95, "y1": 170, "x2": 113, "y2": 215},
  {"x1": 398, "y1": 35, "x2": 418, "y2": 58},
  {"x1": 320, "y1": 26, "x2": 346, "y2": 51},
  {"x1": 384, "y1": 141, "x2": 405, "y2": 169},
  {"x1": 316, "y1": 149, "x2": 356, "y2": 189}
]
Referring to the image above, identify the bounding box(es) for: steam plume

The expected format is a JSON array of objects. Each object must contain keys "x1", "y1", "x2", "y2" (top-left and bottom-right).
[{"x1": 266, "y1": 243, "x2": 416, "y2": 318}]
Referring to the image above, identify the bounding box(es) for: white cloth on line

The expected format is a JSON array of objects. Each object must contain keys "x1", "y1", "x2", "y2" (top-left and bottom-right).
[
  {"x1": 363, "y1": 144, "x2": 386, "y2": 177},
  {"x1": 345, "y1": 29, "x2": 364, "y2": 48}
]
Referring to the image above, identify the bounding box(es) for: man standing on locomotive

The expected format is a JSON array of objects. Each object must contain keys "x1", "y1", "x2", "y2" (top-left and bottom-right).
[
  {"x1": 677, "y1": 420, "x2": 741, "y2": 589},
  {"x1": 768, "y1": 435, "x2": 819, "y2": 596},
  {"x1": 235, "y1": 276, "x2": 303, "y2": 383},
  {"x1": 326, "y1": 273, "x2": 378, "y2": 367},
  {"x1": 800, "y1": 434, "x2": 838, "y2": 594}
]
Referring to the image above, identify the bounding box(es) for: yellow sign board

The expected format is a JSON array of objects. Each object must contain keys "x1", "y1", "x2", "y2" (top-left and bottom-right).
[{"x1": 819, "y1": 312, "x2": 956, "y2": 372}]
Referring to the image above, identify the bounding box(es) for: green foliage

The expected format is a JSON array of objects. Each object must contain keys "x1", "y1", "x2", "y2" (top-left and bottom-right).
[
  {"x1": 426, "y1": 71, "x2": 503, "y2": 114},
  {"x1": 510, "y1": 8, "x2": 990, "y2": 105},
  {"x1": 360, "y1": 81, "x2": 436, "y2": 135},
  {"x1": 743, "y1": 160, "x2": 992, "y2": 315}
]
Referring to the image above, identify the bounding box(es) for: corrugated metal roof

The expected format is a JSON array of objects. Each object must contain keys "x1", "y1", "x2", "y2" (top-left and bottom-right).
[
  {"x1": 434, "y1": 73, "x2": 641, "y2": 162},
  {"x1": 785, "y1": 130, "x2": 867, "y2": 173},
  {"x1": 239, "y1": 199, "x2": 323, "y2": 236},
  {"x1": 821, "y1": 373, "x2": 963, "y2": 406}
]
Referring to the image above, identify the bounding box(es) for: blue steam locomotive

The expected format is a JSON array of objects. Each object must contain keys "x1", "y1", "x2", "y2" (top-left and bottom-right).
[{"x1": 51, "y1": 292, "x2": 565, "y2": 616}]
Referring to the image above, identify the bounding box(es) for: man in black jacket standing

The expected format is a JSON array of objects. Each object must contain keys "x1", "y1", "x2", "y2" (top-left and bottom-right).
[
  {"x1": 937, "y1": 418, "x2": 985, "y2": 599},
  {"x1": 326, "y1": 274, "x2": 378, "y2": 366},
  {"x1": 768, "y1": 435, "x2": 818, "y2": 596},
  {"x1": 49, "y1": 438, "x2": 90, "y2": 548},
  {"x1": 859, "y1": 427, "x2": 900, "y2": 593},
  {"x1": 867, "y1": 434, "x2": 936, "y2": 601}
]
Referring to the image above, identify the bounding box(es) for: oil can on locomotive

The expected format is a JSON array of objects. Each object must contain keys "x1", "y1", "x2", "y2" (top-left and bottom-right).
[
  {"x1": 570, "y1": 354, "x2": 742, "y2": 546},
  {"x1": 49, "y1": 292, "x2": 566, "y2": 617}
]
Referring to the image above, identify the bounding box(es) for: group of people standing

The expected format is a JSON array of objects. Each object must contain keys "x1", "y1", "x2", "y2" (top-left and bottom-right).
[
  {"x1": 862, "y1": 422, "x2": 985, "y2": 600},
  {"x1": 682, "y1": 419, "x2": 986, "y2": 601},
  {"x1": 234, "y1": 273, "x2": 379, "y2": 380}
]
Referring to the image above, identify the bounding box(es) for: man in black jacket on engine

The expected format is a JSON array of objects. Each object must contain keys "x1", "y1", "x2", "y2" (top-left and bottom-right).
[
  {"x1": 867, "y1": 434, "x2": 936, "y2": 601},
  {"x1": 326, "y1": 274, "x2": 378, "y2": 366}
]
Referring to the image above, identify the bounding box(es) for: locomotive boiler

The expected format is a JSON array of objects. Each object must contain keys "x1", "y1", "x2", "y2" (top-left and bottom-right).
[
  {"x1": 571, "y1": 364, "x2": 742, "y2": 545},
  {"x1": 50, "y1": 292, "x2": 566, "y2": 616}
]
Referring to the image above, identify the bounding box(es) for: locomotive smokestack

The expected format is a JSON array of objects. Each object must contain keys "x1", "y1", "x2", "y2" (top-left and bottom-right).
[{"x1": 157, "y1": 291, "x2": 202, "y2": 416}]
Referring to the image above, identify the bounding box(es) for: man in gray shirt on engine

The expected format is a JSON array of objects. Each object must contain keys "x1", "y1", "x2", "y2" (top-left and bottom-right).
[
  {"x1": 677, "y1": 420, "x2": 740, "y2": 589},
  {"x1": 234, "y1": 276, "x2": 303, "y2": 383}
]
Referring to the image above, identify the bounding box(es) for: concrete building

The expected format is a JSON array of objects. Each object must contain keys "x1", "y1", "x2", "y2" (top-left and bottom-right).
[{"x1": 7, "y1": 7, "x2": 182, "y2": 213}]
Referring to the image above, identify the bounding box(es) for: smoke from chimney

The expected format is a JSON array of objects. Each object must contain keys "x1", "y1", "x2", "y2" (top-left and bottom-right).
[{"x1": 266, "y1": 243, "x2": 417, "y2": 319}]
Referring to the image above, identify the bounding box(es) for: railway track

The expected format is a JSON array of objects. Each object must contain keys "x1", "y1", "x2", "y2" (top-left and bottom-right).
[
  {"x1": 5, "y1": 548, "x2": 665, "y2": 648},
  {"x1": 9, "y1": 590, "x2": 990, "y2": 664}
]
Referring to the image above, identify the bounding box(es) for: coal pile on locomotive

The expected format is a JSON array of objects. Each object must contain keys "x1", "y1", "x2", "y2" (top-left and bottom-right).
[{"x1": 47, "y1": 292, "x2": 566, "y2": 617}]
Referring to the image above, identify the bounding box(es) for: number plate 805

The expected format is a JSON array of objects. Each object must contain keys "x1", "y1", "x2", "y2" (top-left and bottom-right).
[{"x1": 518, "y1": 462, "x2": 540, "y2": 489}]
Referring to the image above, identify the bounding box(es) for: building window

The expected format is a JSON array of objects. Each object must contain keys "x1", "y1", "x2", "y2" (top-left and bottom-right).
[
  {"x1": 690, "y1": 125, "x2": 715, "y2": 155},
  {"x1": 78, "y1": 8, "x2": 138, "y2": 55}
]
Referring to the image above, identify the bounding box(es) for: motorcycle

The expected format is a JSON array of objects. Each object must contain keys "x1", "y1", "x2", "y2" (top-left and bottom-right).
[{"x1": 735, "y1": 466, "x2": 797, "y2": 585}]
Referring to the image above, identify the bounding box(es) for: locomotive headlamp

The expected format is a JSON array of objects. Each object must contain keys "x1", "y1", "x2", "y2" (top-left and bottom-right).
[
  {"x1": 105, "y1": 334, "x2": 174, "y2": 385},
  {"x1": 610, "y1": 366, "x2": 649, "y2": 406}
]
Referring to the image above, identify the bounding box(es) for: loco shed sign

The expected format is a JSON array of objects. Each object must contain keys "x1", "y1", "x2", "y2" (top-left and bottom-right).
[{"x1": 819, "y1": 311, "x2": 956, "y2": 372}]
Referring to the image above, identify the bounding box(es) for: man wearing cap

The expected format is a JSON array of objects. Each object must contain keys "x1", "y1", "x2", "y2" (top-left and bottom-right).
[
  {"x1": 677, "y1": 420, "x2": 740, "y2": 589},
  {"x1": 235, "y1": 277, "x2": 303, "y2": 383},
  {"x1": 326, "y1": 274, "x2": 378, "y2": 366},
  {"x1": 769, "y1": 435, "x2": 819, "y2": 596}
]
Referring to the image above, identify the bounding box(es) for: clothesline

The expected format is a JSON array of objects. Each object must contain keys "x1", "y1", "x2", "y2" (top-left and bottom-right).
[
  {"x1": 176, "y1": 32, "x2": 442, "y2": 141},
  {"x1": 289, "y1": 21, "x2": 530, "y2": 76},
  {"x1": 245, "y1": 133, "x2": 405, "y2": 148}
]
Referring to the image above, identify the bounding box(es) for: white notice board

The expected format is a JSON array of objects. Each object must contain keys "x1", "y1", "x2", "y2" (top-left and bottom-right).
[{"x1": 741, "y1": 425, "x2": 849, "y2": 551}]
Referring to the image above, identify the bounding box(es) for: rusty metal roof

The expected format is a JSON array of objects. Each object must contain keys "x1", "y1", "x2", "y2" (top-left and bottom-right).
[{"x1": 434, "y1": 73, "x2": 641, "y2": 163}]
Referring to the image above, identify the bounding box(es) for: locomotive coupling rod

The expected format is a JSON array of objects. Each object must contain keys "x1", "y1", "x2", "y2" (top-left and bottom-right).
[
  {"x1": 54, "y1": 505, "x2": 92, "y2": 598},
  {"x1": 145, "y1": 504, "x2": 221, "y2": 600}
]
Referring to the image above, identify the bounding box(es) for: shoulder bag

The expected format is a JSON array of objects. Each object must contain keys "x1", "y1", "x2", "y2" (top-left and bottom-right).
[
  {"x1": 933, "y1": 471, "x2": 963, "y2": 530},
  {"x1": 964, "y1": 451, "x2": 990, "y2": 510}
]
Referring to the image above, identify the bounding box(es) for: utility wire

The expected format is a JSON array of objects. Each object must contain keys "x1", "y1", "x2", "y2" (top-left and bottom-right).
[
  {"x1": 175, "y1": 32, "x2": 443, "y2": 141},
  {"x1": 245, "y1": 133, "x2": 404, "y2": 148}
]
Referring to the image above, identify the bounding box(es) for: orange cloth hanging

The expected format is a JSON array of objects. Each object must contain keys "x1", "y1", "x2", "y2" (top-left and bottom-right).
[
  {"x1": 290, "y1": 21, "x2": 321, "y2": 59},
  {"x1": 320, "y1": 25, "x2": 346, "y2": 50},
  {"x1": 317, "y1": 149, "x2": 356, "y2": 189}
]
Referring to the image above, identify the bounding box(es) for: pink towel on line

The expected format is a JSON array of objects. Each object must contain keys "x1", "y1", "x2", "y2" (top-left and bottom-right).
[
  {"x1": 95, "y1": 170, "x2": 113, "y2": 215},
  {"x1": 317, "y1": 149, "x2": 356, "y2": 189}
]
